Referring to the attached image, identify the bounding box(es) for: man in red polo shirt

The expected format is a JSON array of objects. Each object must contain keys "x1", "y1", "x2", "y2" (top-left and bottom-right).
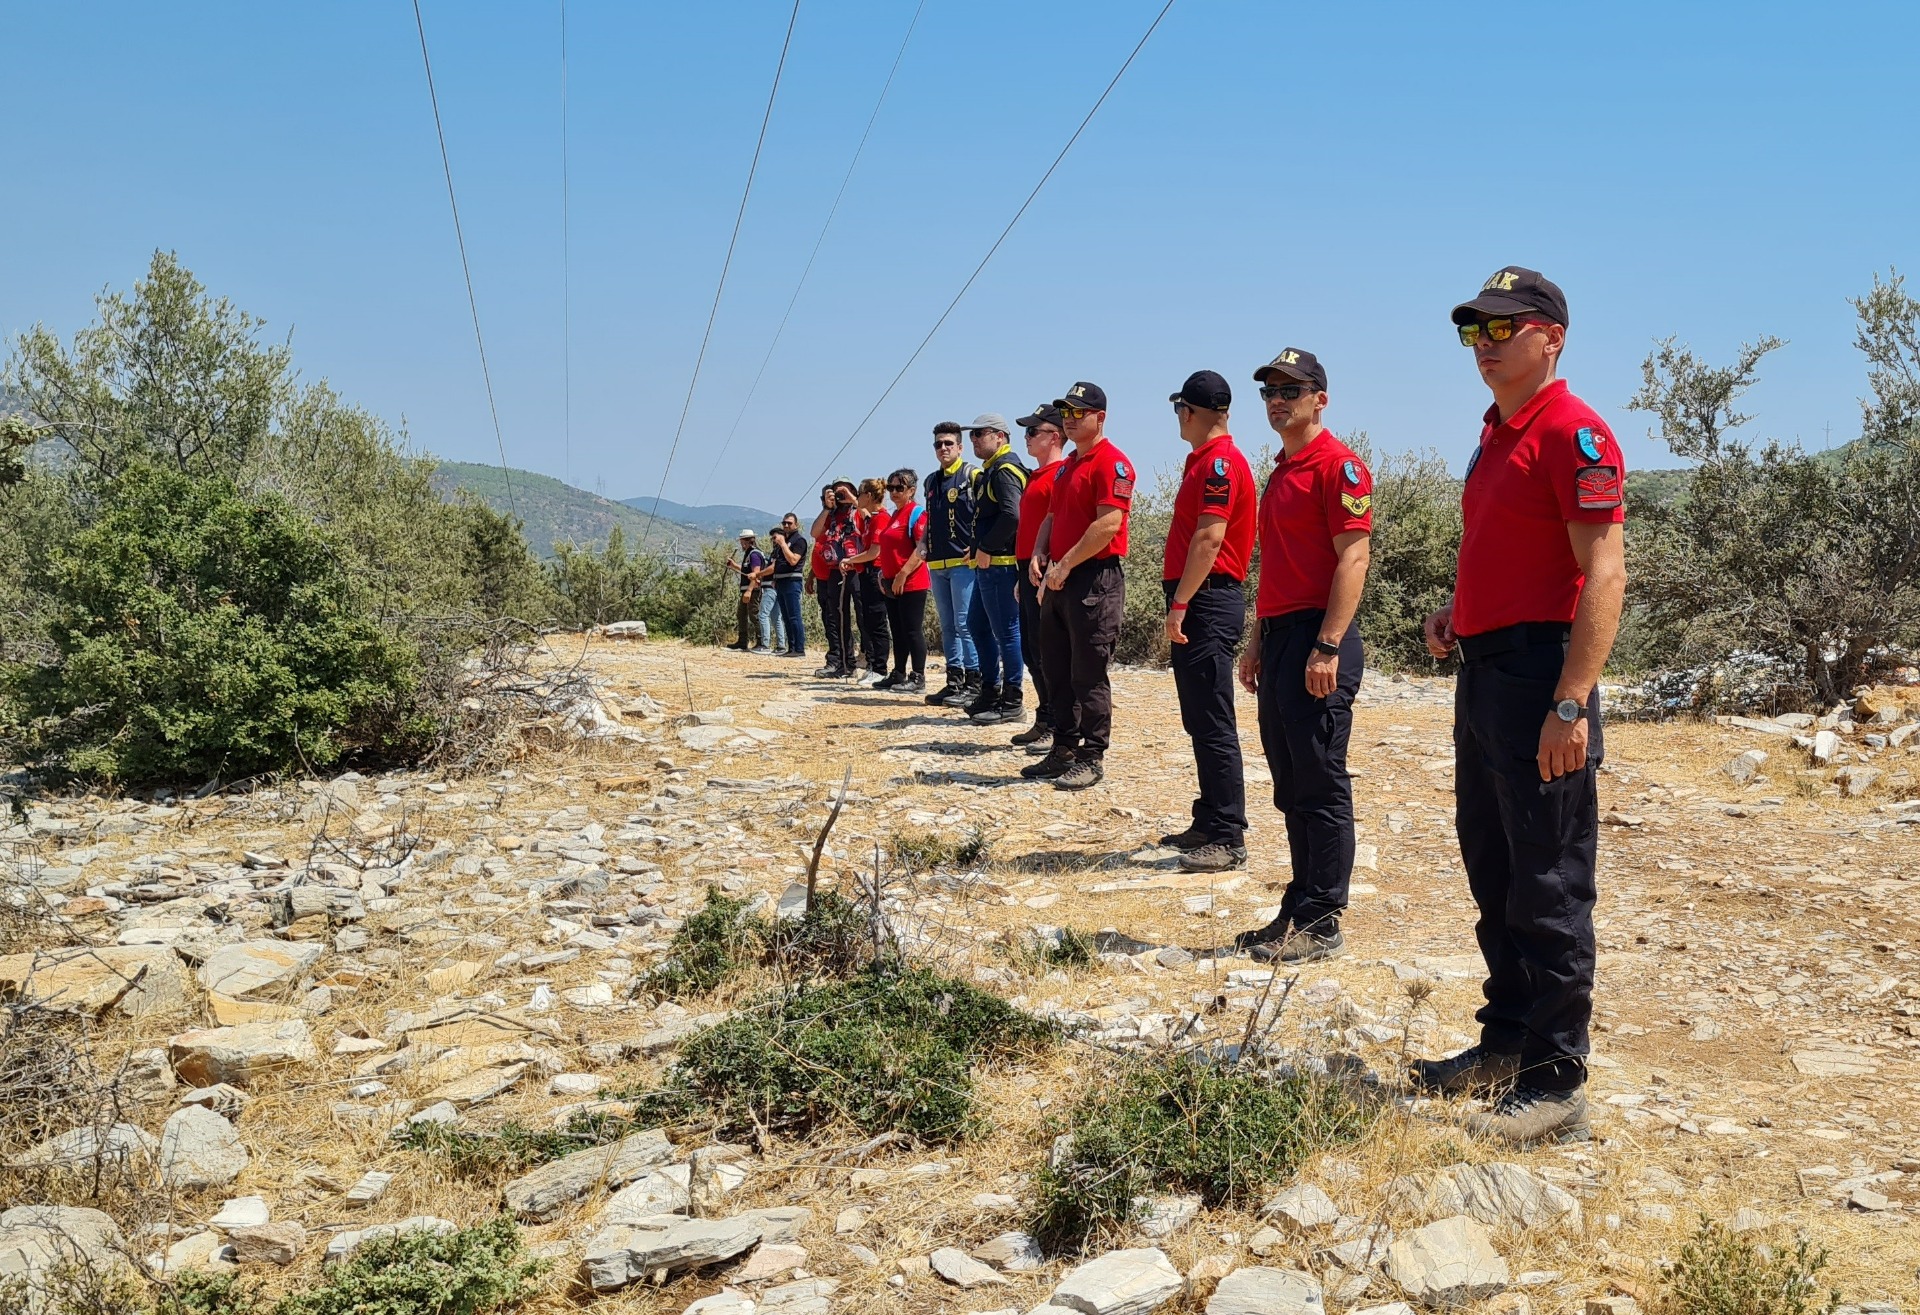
[
  {"x1": 1158, "y1": 370, "x2": 1257, "y2": 872},
  {"x1": 1224, "y1": 349, "x2": 1373, "y2": 963},
  {"x1": 1024, "y1": 381, "x2": 1132, "y2": 791},
  {"x1": 1413, "y1": 266, "x2": 1627, "y2": 1149},
  {"x1": 1010, "y1": 404, "x2": 1067, "y2": 747}
]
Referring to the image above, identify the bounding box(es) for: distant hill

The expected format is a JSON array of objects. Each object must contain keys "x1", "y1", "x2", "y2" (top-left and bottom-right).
[
  {"x1": 615, "y1": 495, "x2": 786, "y2": 536},
  {"x1": 431, "y1": 461, "x2": 740, "y2": 561}
]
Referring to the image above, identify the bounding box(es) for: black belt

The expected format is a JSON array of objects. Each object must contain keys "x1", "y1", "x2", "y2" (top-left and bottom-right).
[
  {"x1": 1260, "y1": 608, "x2": 1325, "y2": 635},
  {"x1": 1196, "y1": 572, "x2": 1243, "y2": 591},
  {"x1": 1456, "y1": 622, "x2": 1571, "y2": 662}
]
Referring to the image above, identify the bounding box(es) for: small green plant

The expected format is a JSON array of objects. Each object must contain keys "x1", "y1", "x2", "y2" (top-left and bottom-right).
[
  {"x1": 1029, "y1": 1053, "x2": 1375, "y2": 1253},
  {"x1": 889, "y1": 827, "x2": 989, "y2": 872},
  {"x1": 1009, "y1": 925, "x2": 1096, "y2": 974},
  {"x1": 275, "y1": 1216, "x2": 546, "y2": 1315},
  {"x1": 153, "y1": 1271, "x2": 264, "y2": 1315},
  {"x1": 1660, "y1": 1216, "x2": 1841, "y2": 1315},
  {"x1": 767, "y1": 890, "x2": 871, "y2": 977},
  {"x1": 396, "y1": 1115, "x2": 628, "y2": 1178},
  {"x1": 641, "y1": 887, "x2": 770, "y2": 997},
  {"x1": 18, "y1": 1258, "x2": 148, "y2": 1315},
  {"x1": 649, "y1": 964, "x2": 1054, "y2": 1143}
]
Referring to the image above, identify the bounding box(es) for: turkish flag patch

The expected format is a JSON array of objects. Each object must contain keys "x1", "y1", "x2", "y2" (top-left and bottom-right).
[{"x1": 1575, "y1": 464, "x2": 1622, "y2": 510}]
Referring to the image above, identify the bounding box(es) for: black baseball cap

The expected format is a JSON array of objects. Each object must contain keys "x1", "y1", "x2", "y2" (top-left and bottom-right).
[
  {"x1": 1015, "y1": 403, "x2": 1064, "y2": 429},
  {"x1": 1170, "y1": 369, "x2": 1231, "y2": 411},
  {"x1": 1052, "y1": 381, "x2": 1107, "y2": 411},
  {"x1": 1253, "y1": 348, "x2": 1327, "y2": 392},
  {"x1": 1451, "y1": 265, "x2": 1569, "y2": 327}
]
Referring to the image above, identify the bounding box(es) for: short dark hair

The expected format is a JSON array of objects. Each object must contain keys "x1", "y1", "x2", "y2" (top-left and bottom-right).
[
  {"x1": 888, "y1": 466, "x2": 918, "y2": 489},
  {"x1": 931, "y1": 421, "x2": 963, "y2": 438}
]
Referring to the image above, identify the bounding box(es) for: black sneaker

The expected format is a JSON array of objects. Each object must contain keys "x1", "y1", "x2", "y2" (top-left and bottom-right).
[
  {"x1": 940, "y1": 672, "x2": 979, "y2": 707},
  {"x1": 1406, "y1": 1045, "x2": 1521, "y2": 1098},
  {"x1": 925, "y1": 678, "x2": 957, "y2": 705},
  {"x1": 1020, "y1": 746, "x2": 1076, "y2": 779},
  {"x1": 1178, "y1": 842, "x2": 1247, "y2": 873},
  {"x1": 814, "y1": 663, "x2": 842, "y2": 678},
  {"x1": 1011, "y1": 718, "x2": 1052, "y2": 747},
  {"x1": 974, "y1": 687, "x2": 1023, "y2": 725},
  {"x1": 872, "y1": 671, "x2": 900, "y2": 690},
  {"x1": 1052, "y1": 757, "x2": 1104, "y2": 791},
  {"x1": 1157, "y1": 826, "x2": 1210, "y2": 852},
  {"x1": 962, "y1": 682, "x2": 1001, "y2": 717},
  {"x1": 901, "y1": 675, "x2": 926, "y2": 695}
]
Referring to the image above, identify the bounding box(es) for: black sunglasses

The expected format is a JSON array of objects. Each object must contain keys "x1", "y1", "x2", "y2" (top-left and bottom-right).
[{"x1": 1259, "y1": 383, "x2": 1311, "y2": 402}]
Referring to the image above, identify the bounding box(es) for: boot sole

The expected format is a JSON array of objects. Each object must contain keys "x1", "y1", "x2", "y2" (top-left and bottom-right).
[{"x1": 1472, "y1": 1119, "x2": 1591, "y2": 1148}]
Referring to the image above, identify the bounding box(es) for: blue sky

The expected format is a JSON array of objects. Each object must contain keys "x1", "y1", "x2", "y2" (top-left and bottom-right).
[{"x1": 5, "y1": 1, "x2": 1916, "y2": 515}]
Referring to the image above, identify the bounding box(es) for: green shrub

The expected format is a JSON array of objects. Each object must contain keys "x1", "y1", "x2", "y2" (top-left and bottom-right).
[
  {"x1": 153, "y1": 1271, "x2": 264, "y2": 1315},
  {"x1": 1029, "y1": 1053, "x2": 1374, "y2": 1253},
  {"x1": 395, "y1": 1116, "x2": 629, "y2": 1179},
  {"x1": 275, "y1": 1217, "x2": 545, "y2": 1315},
  {"x1": 1660, "y1": 1217, "x2": 1840, "y2": 1315},
  {"x1": 658, "y1": 965, "x2": 1055, "y2": 1142},
  {"x1": 4, "y1": 464, "x2": 423, "y2": 783},
  {"x1": 888, "y1": 827, "x2": 989, "y2": 872},
  {"x1": 641, "y1": 887, "x2": 771, "y2": 997}
]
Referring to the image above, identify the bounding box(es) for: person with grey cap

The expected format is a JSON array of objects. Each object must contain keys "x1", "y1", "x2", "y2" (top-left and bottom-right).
[{"x1": 962, "y1": 413, "x2": 1030, "y2": 722}]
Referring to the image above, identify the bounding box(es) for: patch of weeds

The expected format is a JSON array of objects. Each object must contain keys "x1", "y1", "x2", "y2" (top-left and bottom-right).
[
  {"x1": 16, "y1": 1258, "x2": 147, "y2": 1315},
  {"x1": 1008, "y1": 925, "x2": 1097, "y2": 974},
  {"x1": 1660, "y1": 1216, "x2": 1840, "y2": 1315},
  {"x1": 397, "y1": 1109, "x2": 640, "y2": 1178},
  {"x1": 153, "y1": 1271, "x2": 264, "y2": 1315},
  {"x1": 656, "y1": 964, "x2": 1054, "y2": 1143},
  {"x1": 889, "y1": 827, "x2": 988, "y2": 872},
  {"x1": 1029, "y1": 1052, "x2": 1375, "y2": 1253},
  {"x1": 275, "y1": 1216, "x2": 546, "y2": 1315},
  {"x1": 767, "y1": 890, "x2": 872, "y2": 977},
  {"x1": 641, "y1": 887, "x2": 770, "y2": 997}
]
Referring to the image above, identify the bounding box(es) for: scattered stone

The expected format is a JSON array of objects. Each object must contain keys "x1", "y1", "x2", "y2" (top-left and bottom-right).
[
  {"x1": 324, "y1": 1217, "x2": 454, "y2": 1266},
  {"x1": 759, "y1": 1277, "x2": 838, "y2": 1314},
  {"x1": 1050, "y1": 1247, "x2": 1185, "y2": 1315},
  {"x1": 743, "y1": 1208, "x2": 812, "y2": 1245},
  {"x1": 168, "y1": 1019, "x2": 316, "y2": 1087},
  {"x1": 1264, "y1": 1183, "x2": 1340, "y2": 1234},
  {"x1": 159, "y1": 1105, "x2": 249, "y2": 1189},
  {"x1": 504, "y1": 1129, "x2": 674, "y2": 1221},
  {"x1": 1847, "y1": 1188, "x2": 1893, "y2": 1212},
  {"x1": 1381, "y1": 1217, "x2": 1509, "y2": 1308},
  {"x1": 227, "y1": 1222, "x2": 304, "y2": 1265},
  {"x1": 974, "y1": 1231, "x2": 1043, "y2": 1271},
  {"x1": 582, "y1": 1214, "x2": 763, "y2": 1290},
  {"x1": 1811, "y1": 730, "x2": 1841, "y2": 764},
  {"x1": 0, "y1": 1206, "x2": 126, "y2": 1307},
  {"x1": 1391, "y1": 1163, "x2": 1582, "y2": 1236},
  {"x1": 196, "y1": 940, "x2": 324, "y2": 1000},
  {"x1": 1137, "y1": 1194, "x2": 1201, "y2": 1237},
  {"x1": 1207, "y1": 1266, "x2": 1325, "y2": 1315},
  {"x1": 932, "y1": 1246, "x2": 1009, "y2": 1288},
  {"x1": 344, "y1": 1170, "x2": 392, "y2": 1205},
  {"x1": 0, "y1": 945, "x2": 190, "y2": 1017},
  {"x1": 737, "y1": 1241, "x2": 807, "y2": 1281},
  {"x1": 684, "y1": 1291, "x2": 756, "y2": 1314},
  {"x1": 1726, "y1": 750, "x2": 1768, "y2": 782},
  {"x1": 209, "y1": 1197, "x2": 269, "y2": 1229},
  {"x1": 7, "y1": 1122, "x2": 156, "y2": 1171},
  {"x1": 1248, "y1": 1226, "x2": 1285, "y2": 1257}
]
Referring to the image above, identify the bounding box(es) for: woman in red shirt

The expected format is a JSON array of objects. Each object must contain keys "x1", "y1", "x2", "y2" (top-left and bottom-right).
[
  {"x1": 848, "y1": 467, "x2": 930, "y2": 693},
  {"x1": 845, "y1": 477, "x2": 894, "y2": 681}
]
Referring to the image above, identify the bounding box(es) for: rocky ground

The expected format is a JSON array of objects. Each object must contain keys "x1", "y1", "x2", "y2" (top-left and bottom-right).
[{"x1": 2, "y1": 636, "x2": 1917, "y2": 1315}]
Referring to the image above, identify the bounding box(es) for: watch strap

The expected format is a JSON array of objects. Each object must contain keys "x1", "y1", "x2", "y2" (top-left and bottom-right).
[{"x1": 1311, "y1": 639, "x2": 1340, "y2": 656}]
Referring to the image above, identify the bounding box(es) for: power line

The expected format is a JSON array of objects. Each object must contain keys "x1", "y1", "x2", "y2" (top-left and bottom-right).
[
  {"x1": 792, "y1": 0, "x2": 1178, "y2": 502},
  {"x1": 409, "y1": 0, "x2": 517, "y2": 520},
  {"x1": 560, "y1": 0, "x2": 572, "y2": 488},
  {"x1": 692, "y1": 0, "x2": 928, "y2": 505},
  {"x1": 639, "y1": 0, "x2": 803, "y2": 546}
]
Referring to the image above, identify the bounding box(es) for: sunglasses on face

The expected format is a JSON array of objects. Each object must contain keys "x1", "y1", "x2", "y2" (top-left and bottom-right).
[
  {"x1": 1025, "y1": 425, "x2": 1060, "y2": 439},
  {"x1": 886, "y1": 482, "x2": 909, "y2": 492},
  {"x1": 1258, "y1": 383, "x2": 1311, "y2": 402},
  {"x1": 1457, "y1": 317, "x2": 1546, "y2": 347},
  {"x1": 934, "y1": 438, "x2": 959, "y2": 448},
  {"x1": 1058, "y1": 406, "x2": 1090, "y2": 421}
]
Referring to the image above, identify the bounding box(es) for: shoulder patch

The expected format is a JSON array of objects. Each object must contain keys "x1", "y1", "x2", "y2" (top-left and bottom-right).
[
  {"x1": 1575, "y1": 464, "x2": 1622, "y2": 510},
  {"x1": 1342, "y1": 459, "x2": 1361, "y2": 485},
  {"x1": 1341, "y1": 492, "x2": 1372, "y2": 517},
  {"x1": 1115, "y1": 459, "x2": 1131, "y2": 479},
  {"x1": 1576, "y1": 426, "x2": 1601, "y2": 462},
  {"x1": 1464, "y1": 446, "x2": 1483, "y2": 480},
  {"x1": 1212, "y1": 456, "x2": 1228, "y2": 477}
]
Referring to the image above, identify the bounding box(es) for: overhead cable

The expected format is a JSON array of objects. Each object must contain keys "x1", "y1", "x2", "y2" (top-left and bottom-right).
[
  {"x1": 409, "y1": 0, "x2": 518, "y2": 519},
  {"x1": 791, "y1": 0, "x2": 1178, "y2": 503},
  {"x1": 560, "y1": 0, "x2": 573, "y2": 487},
  {"x1": 692, "y1": 0, "x2": 929, "y2": 506},
  {"x1": 639, "y1": 0, "x2": 803, "y2": 546}
]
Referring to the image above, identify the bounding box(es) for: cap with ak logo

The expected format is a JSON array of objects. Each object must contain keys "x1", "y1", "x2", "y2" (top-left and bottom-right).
[
  {"x1": 1051, "y1": 381, "x2": 1108, "y2": 411},
  {"x1": 1253, "y1": 348, "x2": 1328, "y2": 392},
  {"x1": 1451, "y1": 265, "x2": 1569, "y2": 327}
]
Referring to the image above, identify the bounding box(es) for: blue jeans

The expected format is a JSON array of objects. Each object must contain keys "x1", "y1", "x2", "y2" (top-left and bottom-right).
[
  {"x1": 756, "y1": 586, "x2": 784, "y2": 649},
  {"x1": 966, "y1": 562, "x2": 1023, "y2": 689},
  {"x1": 774, "y1": 577, "x2": 805, "y2": 655},
  {"x1": 928, "y1": 564, "x2": 977, "y2": 673}
]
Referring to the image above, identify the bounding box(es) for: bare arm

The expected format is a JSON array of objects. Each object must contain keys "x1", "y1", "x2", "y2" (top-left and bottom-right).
[
  {"x1": 1164, "y1": 515, "x2": 1226, "y2": 646},
  {"x1": 1053, "y1": 507, "x2": 1122, "y2": 574},
  {"x1": 1537, "y1": 521, "x2": 1626, "y2": 780},
  {"x1": 1305, "y1": 532, "x2": 1371, "y2": 696},
  {"x1": 1028, "y1": 513, "x2": 1056, "y2": 586}
]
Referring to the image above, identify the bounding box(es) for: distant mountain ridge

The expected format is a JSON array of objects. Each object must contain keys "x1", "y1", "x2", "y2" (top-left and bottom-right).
[{"x1": 431, "y1": 461, "x2": 773, "y2": 561}]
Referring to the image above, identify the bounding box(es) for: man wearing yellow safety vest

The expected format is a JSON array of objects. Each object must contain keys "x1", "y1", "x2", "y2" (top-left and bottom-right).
[
  {"x1": 923, "y1": 422, "x2": 980, "y2": 707},
  {"x1": 962, "y1": 413, "x2": 1030, "y2": 723}
]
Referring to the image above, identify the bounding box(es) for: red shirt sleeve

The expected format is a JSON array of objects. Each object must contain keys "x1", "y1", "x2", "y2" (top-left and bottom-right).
[
  {"x1": 1324, "y1": 453, "x2": 1374, "y2": 536},
  {"x1": 1095, "y1": 453, "x2": 1136, "y2": 512},
  {"x1": 1199, "y1": 454, "x2": 1234, "y2": 516},
  {"x1": 1548, "y1": 418, "x2": 1627, "y2": 523}
]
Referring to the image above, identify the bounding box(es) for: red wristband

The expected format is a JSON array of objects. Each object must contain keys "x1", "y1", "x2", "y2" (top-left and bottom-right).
[{"x1": 1169, "y1": 601, "x2": 1188, "y2": 611}]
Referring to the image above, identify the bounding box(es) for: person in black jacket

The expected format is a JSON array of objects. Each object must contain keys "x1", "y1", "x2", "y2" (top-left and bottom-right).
[
  {"x1": 962, "y1": 413, "x2": 1030, "y2": 722},
  {"x1": 923, "y1": 422, "x2": 980, "y2": 706}
]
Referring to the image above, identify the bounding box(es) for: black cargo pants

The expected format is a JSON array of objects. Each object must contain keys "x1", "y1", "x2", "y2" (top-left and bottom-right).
[
  {"x1": 1165, "y1": 577, "x2": 1247, "y2": 845},
  {"x1": 1040, "y1": 558, "x2": 1124, "y2": 758},
  {"x1": 1017, "y1": 560, "x2": 1050, "y2": 721},
  {"x1": 1453, "y1": 624, "x2": 1599, "y2": 1093},
  {"x1": 1257, "y1": 610, "x2": 1362, "y2": 936}
]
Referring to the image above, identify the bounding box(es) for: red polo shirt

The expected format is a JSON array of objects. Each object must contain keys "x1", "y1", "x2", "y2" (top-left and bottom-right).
[
  {"x1": 1163, "y1": 433, "x2": 1256, "y2": 581},
  {"x1": 875, "y1": 500, "x2": 931, "y2": 592},
  {"x1": 1015, "y1": 458, "x2": 1064, "y2": 560},
  {"x1": 1256, "y1": 429, "x2": 1374, "y2": 618},
  {"x1": 1047, "y1": 437, "x2": 1134, "y2": 562},
  {"x1": 1454, "y1": 379, "x2": 1626, "y2": 637}
]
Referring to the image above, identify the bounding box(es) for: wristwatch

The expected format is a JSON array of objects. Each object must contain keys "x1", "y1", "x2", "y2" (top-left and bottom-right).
[
  {"x1": 1311, "y1": 639, "x2": 1340, "y2": 656},
  {"x1": 1554, "y1": 698, "x2": 1582, "y2": 723}
]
